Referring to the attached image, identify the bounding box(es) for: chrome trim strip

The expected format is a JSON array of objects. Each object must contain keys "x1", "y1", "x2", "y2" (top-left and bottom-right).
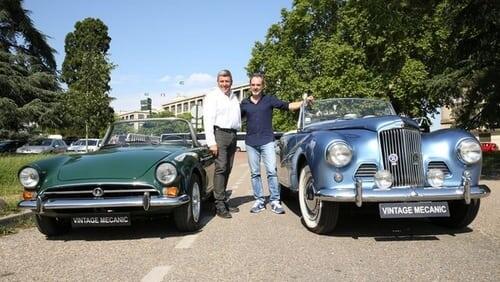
[
  {"x1": 316, "y1": 185, "x2": 490, "y2": 203},
  {"x1": 43, "y1": 189, "x2": 158, "y2": 195},
  {"x1": 18, "y1": 195, "x2": 190, "y2": 210},
  {"x1": 43, "y1": 182, "x2": 155, "y2": 189}
]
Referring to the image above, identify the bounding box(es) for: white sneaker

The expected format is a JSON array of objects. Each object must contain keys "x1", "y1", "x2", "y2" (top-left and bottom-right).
[{"x1": 270, "y1": 201, "x2": 285, "y2": 214}]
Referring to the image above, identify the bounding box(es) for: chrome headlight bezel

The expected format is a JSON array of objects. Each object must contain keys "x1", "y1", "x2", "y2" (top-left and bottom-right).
[
  {"x1": 155, "y1": 162, "x2": 177, "y2": 185},
  {"x1": 325, "y1": 141, "x2": 353, "y2": 167},
  {"x1": 19, "y1": 167, "x2": 40, "y2": 189},
  {"x1": 457, "y1": 138, "x2": 482, "y2": 164}
]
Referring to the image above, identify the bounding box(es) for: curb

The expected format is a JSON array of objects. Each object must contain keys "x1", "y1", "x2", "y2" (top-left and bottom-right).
[{"x1": 0, "y1": 210, "x2": 33, "y2": 227}]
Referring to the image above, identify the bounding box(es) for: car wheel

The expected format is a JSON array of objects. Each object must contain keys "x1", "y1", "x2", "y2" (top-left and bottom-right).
[
  {"x1": 174, "y1": 174, "x2": 202, "y2": 232},
  {"x1": 298, "y1": 165, "x2": 339, "y2": 234},
  {"x1": 35, "y1": 215, "x2": 71, "y2": 236},
  {"x1": 430, "y1": 199, "x2": 480, "y2": 228}
]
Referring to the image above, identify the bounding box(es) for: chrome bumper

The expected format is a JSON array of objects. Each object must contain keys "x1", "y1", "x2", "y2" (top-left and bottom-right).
[
  {"x1": 316, "y1": 179, "x2": 490, "y2": 207},
  {"x1": 18, "y1": 194, "x2": 190, "y2": 213}
]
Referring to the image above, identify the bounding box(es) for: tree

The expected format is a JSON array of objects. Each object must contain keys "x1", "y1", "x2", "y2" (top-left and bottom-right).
[
  {"x1": 0, "y1": 0, "x2": 61, "y2": 137},
  {"x1": 61, "y1": 18, "x2": 114, "y2": 138},
  {"x1": 247, "y1": 0, "x2": 498, "y2": 130}
]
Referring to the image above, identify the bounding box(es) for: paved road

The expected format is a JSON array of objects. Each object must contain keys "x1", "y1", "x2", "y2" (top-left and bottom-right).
[{"x1": 1, "y1": 152, "x2": 498, "y2": 281}]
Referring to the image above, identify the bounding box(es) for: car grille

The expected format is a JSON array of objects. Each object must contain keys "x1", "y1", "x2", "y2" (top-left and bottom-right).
[
  {"x1": 428, "y1": 161, "x2": 451, "y2": 176},
  {"x1": 379, "y1": 127, "x2": 424, "y2": 187},
  {"x1": 41, "y1": 184, "x2": 159, "y2": 199},
  {"x1": 355, "y1": 164, "x2": 377, "y2": 179}
]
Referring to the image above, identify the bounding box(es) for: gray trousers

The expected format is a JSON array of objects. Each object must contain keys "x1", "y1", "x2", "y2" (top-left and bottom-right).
[{"x1": 213, "y1": 129, "x2": 237, "y2": 208}]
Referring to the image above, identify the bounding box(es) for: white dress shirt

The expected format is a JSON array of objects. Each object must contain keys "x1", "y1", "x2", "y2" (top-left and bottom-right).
[{"x1": 203, "y1": 87, "x2": 241, "y2": 147}]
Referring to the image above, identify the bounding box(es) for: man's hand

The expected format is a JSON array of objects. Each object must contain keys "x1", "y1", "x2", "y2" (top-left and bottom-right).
[
  {"x1": 209, "y1": 145, "x2": 218, "y2": 157},
  {"x1": 305, "y1": 95, "x2": 314, "y2": 105}
]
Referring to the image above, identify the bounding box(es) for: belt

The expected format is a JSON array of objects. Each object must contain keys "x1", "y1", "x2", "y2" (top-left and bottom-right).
[{"x1": 214, "y1": 126, "x2": 237, "y2": 133}]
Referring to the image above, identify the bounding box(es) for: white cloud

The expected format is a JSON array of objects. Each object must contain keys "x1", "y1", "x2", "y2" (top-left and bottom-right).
[
  {"x1": 159, "y1": 75, "x2": 171, "y2": 82},
  {"x1": 185, "y1": 73, "x2": 214, "y2": 85}
]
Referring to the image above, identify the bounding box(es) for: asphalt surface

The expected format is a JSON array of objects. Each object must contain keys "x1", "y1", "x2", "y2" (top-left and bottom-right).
[{"x1": 0, "y1": 152, "x2": 498, "y2": 281}]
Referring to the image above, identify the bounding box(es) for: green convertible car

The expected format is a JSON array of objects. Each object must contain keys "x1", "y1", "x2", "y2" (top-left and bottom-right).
[{"x1": 18, "y1": 118, "x2": 215, "y2": 236}]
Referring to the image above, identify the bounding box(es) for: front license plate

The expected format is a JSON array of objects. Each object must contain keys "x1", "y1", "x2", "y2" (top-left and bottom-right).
[
  {"x1": 71, "y1": 213, "x2": 131, "y2": 227},
  {"x1": 379, "y1": 202, "x2": 450, "y2": 219}
]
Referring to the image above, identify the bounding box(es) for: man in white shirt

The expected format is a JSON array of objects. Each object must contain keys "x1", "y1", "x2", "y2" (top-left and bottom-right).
[{"x1": 203, "y1": 69, "x2": 241, "y2": 218}]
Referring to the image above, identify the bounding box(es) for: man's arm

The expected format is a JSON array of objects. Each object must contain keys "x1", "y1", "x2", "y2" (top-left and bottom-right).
[
  {"x1": 203, "y1": 93, "x2": 217, "y2": 148},
  {"x1": 288, "y1": 96, "x2": 314, "y2": 111}
]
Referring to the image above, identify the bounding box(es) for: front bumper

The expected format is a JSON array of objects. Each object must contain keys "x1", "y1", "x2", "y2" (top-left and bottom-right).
[
  {"x1": 18, "y1": 194, "x2": 190, "y2": 213},
  {"x1": 316, "y1": 178, "x2": 490, "y2": 207}
]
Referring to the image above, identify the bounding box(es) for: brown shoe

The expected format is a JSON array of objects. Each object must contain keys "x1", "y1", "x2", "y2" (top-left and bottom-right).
[
  {"x1": 216, "y1": 206, "x2": 232, "y2": 219},
  {"x1": 225, "y1": 203, "x2": 240, "y2": 213}
]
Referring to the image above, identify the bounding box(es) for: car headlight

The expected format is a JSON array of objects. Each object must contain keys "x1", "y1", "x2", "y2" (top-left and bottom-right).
[
  {"x1": 427, "y1": 169, "x2": 444, "y2": 188},
  {"x1": 156, "y1": 163, "x2": 177, "y2": 184},
  {"x1": 326, "y1": 141, "x2": 352, "y2": 167},
  {"x1": 374, "y1": 170, "x2": 393, "y2": 189},
  {"x1": 19, "y1": 167, "x2": 40, "y2": 188},
  {"x1": 457, "y1": 138, "x2": 481, "y2": 164}
]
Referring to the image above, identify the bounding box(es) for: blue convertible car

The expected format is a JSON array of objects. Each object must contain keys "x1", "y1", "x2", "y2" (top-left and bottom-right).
[{"x1": 277, "y1": 98, "x2": 490, "y2": 234}]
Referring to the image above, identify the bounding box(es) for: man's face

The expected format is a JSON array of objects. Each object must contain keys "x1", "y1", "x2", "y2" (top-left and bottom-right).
[
  {"x1": 217, "y1": 75, "x2": 232, "y2": 94},
  {"x1": 250, "y1": 77, "x2": 263, "y2": 96}
]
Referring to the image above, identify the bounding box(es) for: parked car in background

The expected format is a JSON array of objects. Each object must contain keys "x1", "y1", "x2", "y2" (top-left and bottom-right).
[
  {"x1": 18, "y1": 118, "x2": 215, "y2": 236},
  {"x1": 277, "y1": 97, "x2": 490, "y2": 234},
  {"x1": 67, "y1": 138, "x2": 101, "y2": 153},
  {"x1": 480, "y1": 142, "x2": 498, "y2": 152},
  {"x1": 0, "y1": 140, "x2": 27, "y2": 153},
  {"x1": 16, "y1": 138, "x2": 67, "y2": 154},
  {"x1": 236, "y1": 132, "x2": 246, "y2": 152}
]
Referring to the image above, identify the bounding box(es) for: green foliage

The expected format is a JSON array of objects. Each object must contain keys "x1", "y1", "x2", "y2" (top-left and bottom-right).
[
  {"x1": 151, "y1": 110, "x2": 175, "y2": 118},
  {"x1": 61, "y1": 18, "x2": 115, "y2": 137},
  {"x1": 0, "y1": 154, "x2": 50, "y2": 199},
  {"x1": 0, "y1": 0, "x2": 61, "y2": 135},
  {"x1": 248, "y1": 0, "x2": 499, "y2": 130}
]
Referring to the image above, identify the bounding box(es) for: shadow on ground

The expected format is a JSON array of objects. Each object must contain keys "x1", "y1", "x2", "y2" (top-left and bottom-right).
[
  {"x1": 46, "y1": 205, "x2": 216, "y2": 242},
  {"x1": 281, "y1": 192, "x2": 473, "y2": 241}
]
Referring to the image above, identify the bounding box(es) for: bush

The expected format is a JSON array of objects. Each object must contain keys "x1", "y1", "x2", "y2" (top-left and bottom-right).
[{"x1": 482, "y1": 151, "x2": 500, "y2": 178}]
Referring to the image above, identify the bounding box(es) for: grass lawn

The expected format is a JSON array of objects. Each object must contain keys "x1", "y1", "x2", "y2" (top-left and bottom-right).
[{"x1": 0, "y1": 154, "x2": 53, "y2": 216}]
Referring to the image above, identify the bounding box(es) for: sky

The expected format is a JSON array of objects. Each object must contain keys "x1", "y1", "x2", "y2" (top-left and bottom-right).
[{"x1": 24, "y1": 0, "x2": 293, "y2": 112}]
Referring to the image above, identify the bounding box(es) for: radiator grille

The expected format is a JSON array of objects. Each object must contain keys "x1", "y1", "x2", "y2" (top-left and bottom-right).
[
  {"x1": 355, "y1": 164, "x2": 377, "y2": 178},
  {"x1": 380, "y1": 127, "x2": 424, "y2": 187},
  {"x1": 428, "y1": 161, "x2": 451, "y2": 176},
  {"x1": 42, "y1": 184, "x2": 159, "y2": 199}
]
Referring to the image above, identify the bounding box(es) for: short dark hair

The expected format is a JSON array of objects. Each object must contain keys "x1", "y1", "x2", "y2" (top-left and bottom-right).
[
  {"x1": 249, "y1": 73, "x2": 265, "y2": 86},
  {"x1": 217, "y1": 69, "x2": 233, "y2": 82}
]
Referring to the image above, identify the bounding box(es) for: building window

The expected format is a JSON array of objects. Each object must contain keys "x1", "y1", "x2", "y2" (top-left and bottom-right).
[
  {"x1": 138, "y1": 114, "x2": 144, "y2": 119},
  {"x1": 183, "y1": 103, "x2": 188, "y2": 112}
]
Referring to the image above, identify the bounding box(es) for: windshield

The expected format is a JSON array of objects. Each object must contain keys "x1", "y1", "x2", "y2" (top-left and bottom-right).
[
  {"x1": 304, "y1": 98, "x2": 395, "y2": 126},
  {"x1": 103, "y1": 119, "x2": 195, "y2": 147},
  {"x1": 29, "y1": 139, "x2": 53, "y2": 146}
]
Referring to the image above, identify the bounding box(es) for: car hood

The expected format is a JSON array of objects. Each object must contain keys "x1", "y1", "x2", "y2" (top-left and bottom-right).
[
  {"x1": 57, "y1": 147, "x2": 174, "y2": 181},
  {"x1": 303, "y1": 115, "x2": 419, "y2": 132}
]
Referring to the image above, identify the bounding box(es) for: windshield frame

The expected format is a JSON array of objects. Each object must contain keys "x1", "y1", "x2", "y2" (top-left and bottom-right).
[
  {"x1": 101, "y1": 118, "x2": 200, "y2": 148},
  {"x1": 299, "y1": 98, "x2": 396, "y2": 129}
]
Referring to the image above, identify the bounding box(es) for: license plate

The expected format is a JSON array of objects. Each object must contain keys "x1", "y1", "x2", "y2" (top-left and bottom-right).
[
  {"x1": 71, "y1": 213, "x2": 131, "y2": 227},
  {"x1": 379, "y1": 202, "x2": 450, "y2": 218}
]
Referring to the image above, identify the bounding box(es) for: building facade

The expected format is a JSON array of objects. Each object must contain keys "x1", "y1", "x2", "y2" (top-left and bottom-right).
[
  {"x1": 160, "y1": 84, "x2": 250, "y2": 116},
  {"x1": 117, "y1": 110, "x2": 154, "y2": 120}
]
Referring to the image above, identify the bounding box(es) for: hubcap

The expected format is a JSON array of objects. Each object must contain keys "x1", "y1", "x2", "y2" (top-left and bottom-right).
[
  {"x1": 191, "y1": 183, "x2": 201, "y2": 222},
  {"x1": 303, "y1": 175, "x2": 320, "y2": 219}
]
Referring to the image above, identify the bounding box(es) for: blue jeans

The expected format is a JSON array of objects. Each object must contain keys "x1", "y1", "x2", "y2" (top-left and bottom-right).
[{"x1": 246, "y1": 141, "x2": 280, "y2": 203}]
